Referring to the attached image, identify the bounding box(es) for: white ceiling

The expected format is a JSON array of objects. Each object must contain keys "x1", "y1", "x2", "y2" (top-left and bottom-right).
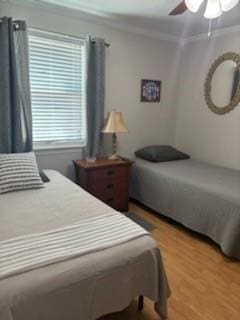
[{"x1": 16, "y1": 0, "x2": 240, "y2": 39}]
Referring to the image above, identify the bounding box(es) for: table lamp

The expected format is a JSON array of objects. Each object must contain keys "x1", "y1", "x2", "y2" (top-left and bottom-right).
[{"x1": 102, "y1": 111, "x2": 128, "y2": 160}]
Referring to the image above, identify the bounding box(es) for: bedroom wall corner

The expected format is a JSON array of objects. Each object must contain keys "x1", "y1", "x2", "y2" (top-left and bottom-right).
[{"x1": 174, "y1": 30, "x2": 240, "y2": 171}]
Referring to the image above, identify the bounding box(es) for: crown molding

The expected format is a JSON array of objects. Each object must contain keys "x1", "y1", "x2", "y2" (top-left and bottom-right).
[
  {"x1": 5, "y1": 0, "x2": 180, "y2": 43},
  {"x1": 101, "y1": 21, "x2": 180, "y2": 43},
  {"x1": 3, "y1": 0, "x2": 240, "y2": 45},
  {"x1": 183, "y1": 24, "x2": 240, "y2": 44}
]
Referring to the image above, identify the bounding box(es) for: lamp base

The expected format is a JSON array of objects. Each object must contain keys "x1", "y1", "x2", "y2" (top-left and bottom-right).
[{"x1": 108, "y1": 133, "x2": 120, "y2": 160}]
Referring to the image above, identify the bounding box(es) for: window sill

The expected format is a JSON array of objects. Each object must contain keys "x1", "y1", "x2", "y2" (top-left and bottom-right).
[
  {"x1": 34, "y1": 144, "x2": 85, "y2": 151},
  {"x1": 34, "y1": 144, "x2": 85, "y2": 155}
]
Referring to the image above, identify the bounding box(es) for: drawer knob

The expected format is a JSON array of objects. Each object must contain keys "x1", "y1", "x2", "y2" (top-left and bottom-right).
[
  {"x1": 107, "y1": 183, "x2": 114, "y2": 189},
  {"x1": 107, "y1": 170, "x2": 114, "y2": 176}
]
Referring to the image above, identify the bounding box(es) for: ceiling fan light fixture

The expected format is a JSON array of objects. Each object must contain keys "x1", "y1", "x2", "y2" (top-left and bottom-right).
[
  {"x1": 204, "y1": 0, "x2": 222, "y2": 18},
  {"x1": 185, "y1": 0, "x2": 205, "y2": 12},
  {"x1": 220, "y1": 0, "x2": 239, "y2": 11}
]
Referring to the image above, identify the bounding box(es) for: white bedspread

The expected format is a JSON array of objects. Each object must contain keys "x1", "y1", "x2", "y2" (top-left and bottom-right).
[
  {"x1": 0, "y1": 212, "x2": 147, "y2": 280},
  {"x1": 0, "y1": 170, "x2": 170, "y2": 320}
]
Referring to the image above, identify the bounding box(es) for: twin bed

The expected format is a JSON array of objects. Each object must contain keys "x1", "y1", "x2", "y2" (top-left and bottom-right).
[
  {"x1": 2, "y1": 151, "x2": 239, "y2": 320},
  {"x1": 0, "y1": 170, "x2": 170, "y2": 320},
  {"x1": 131, "y1": 158, "x2": 240, "y2": 259}
]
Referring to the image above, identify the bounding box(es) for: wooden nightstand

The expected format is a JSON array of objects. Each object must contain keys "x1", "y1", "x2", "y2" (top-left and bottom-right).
[{"x1": 73, "y1": 158, "x2": 133, "y2": 211}]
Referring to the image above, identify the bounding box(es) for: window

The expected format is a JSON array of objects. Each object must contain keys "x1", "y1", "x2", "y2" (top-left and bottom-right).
[{"x1": 29, "y1": 29, "x2": 86, "y2": 149}]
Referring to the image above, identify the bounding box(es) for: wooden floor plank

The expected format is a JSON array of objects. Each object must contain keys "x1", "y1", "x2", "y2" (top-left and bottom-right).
[{"x1": 100, "y1": 202, "x2": 240, "y2": 320}]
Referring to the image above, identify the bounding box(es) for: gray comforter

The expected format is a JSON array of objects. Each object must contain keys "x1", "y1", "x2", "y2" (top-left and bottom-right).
[
  {"x1": 0, "y1": 170, "x2": 170, "y2": 320},
  {"x1": 131, "y1": 158, "x2": 240, "y2": 259}
]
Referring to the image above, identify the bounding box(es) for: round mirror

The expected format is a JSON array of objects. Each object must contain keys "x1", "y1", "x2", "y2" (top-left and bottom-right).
[{"x1": 204, "y1": 52, "x2": 240, "y2": 115}]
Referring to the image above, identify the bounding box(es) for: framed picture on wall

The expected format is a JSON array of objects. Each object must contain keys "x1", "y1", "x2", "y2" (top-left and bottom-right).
[{"x1": 141, "y1": 79, "x2": 161, "y2": 102}]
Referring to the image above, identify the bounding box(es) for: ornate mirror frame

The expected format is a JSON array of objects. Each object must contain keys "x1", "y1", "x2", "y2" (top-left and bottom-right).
[{"x1": 204, "y1": 52, "x2": 240, "y2": 115}]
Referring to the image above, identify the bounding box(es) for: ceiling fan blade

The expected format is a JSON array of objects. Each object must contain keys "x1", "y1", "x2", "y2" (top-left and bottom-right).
[{"x1": 169, "y1": 1, "x2": 188, "y2": 15}]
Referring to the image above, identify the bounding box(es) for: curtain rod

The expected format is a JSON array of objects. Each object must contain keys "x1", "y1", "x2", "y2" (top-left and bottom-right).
[
  {"x1": 0, "y1": 19, "x2": 110, "y2": 47},
  {"x1": 0, "y1": 18, "x2": 22, "y2": 25},
  {"x1": 0, "y1": 18, "x2": 26, "y2": 31},
  {"x1": 30, "y1": 26, "x2": 110, "y2": 47},
  {"x1": 0, "y1": 20, "x2": 110, "y2": 47}
]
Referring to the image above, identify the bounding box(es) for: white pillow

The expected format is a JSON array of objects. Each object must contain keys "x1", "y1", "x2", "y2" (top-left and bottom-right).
[{"x1": 0, "y1": 152, "x2": 44, "y2": 194}]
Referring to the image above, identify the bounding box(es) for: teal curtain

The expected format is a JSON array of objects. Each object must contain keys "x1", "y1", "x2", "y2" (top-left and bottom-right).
[
  {"x1": 85, "y1": 35, "x2": 105, "y2": 159},
  {"x1": 0, "y1": 17, "x2": 32, "y2": 153}
]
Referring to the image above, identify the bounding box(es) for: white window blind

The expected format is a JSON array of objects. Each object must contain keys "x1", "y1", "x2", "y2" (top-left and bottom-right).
[{"x1": 29, "y1": 29, "x2": 86, "y2": 149}]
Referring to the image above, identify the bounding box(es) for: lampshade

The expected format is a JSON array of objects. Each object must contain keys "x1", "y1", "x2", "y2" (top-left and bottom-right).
[
  {"x1": 204, "y1": 0, "x2": 222, "y2": 18},
  {"x1": 185, "y1": 0, "x2": 205, "y2": 12},
  {"x1": 102, "y1": 111, "x2": 128, "y2": 134}
]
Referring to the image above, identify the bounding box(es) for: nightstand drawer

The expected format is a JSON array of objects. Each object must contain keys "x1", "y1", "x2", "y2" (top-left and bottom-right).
[
  {"x1": 89, "y1": 176, "x2": 129, "y2": 212},
  {"x1": 90, "y1": 167, "x2": 128, "y2": 181},
  {"x1": 73, "y1": 158, "x2": 133, "y2": 211},
  {"x1": 89, "y1": 166, "x2": 127, "y2": 183},
  {"x1": 91, "y1": 177, "x2": 127, "y2": 198},
  {"x1": 98, "y1": 191, "x2": 128, "y2": 211}
]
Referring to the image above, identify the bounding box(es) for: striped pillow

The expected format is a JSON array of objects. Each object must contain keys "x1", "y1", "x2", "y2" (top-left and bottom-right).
[{"x1": 0, "y1": 152, "x2": 44, "y2": 194}]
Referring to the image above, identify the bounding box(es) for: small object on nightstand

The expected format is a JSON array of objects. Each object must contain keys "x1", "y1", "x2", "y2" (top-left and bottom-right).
[
  {"x1": 73, "y1": 158, "x2": 133, "y2": 212},
  {"x1": 101, "y1": 111, "x2": 128, "y2": 160}
]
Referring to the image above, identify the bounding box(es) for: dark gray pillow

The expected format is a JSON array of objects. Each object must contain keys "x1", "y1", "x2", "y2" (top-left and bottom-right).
[
  {"x1": 39, "y1": 170, "x2": 50, "y2": 183},
  {"x1": 135, "y1": 145, "x2": 190, "y2": 162}
]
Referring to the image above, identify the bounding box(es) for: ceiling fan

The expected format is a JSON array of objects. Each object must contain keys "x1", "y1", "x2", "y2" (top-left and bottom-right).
[{"x1": 169, "y1": 0, "x2": 239, "y2": 19}]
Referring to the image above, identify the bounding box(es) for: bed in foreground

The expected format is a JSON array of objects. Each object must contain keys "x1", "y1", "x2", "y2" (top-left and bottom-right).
[
  {"x1": 131, "y1": 158, "x2": 240, "y2": 259},
  {"x1": 0, "y1": 170, "x2": 170, "y2": 320}
]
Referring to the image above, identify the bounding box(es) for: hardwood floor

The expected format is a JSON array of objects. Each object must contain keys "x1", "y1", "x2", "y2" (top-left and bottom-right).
[{"x1": 101, "y1": 201, "x2": 240, "y2": 320}]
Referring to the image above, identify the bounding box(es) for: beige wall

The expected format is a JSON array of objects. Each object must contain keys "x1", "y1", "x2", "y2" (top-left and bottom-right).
[
  {"x1": 0, "y1": 1, "x2": 180, "y2": 178},
  {"x1": 175, "y1": 31, "x2": 240, "y2": 170},
  {"x1": 1, "y1": 1, "x2": 239, "y2": 175}
]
